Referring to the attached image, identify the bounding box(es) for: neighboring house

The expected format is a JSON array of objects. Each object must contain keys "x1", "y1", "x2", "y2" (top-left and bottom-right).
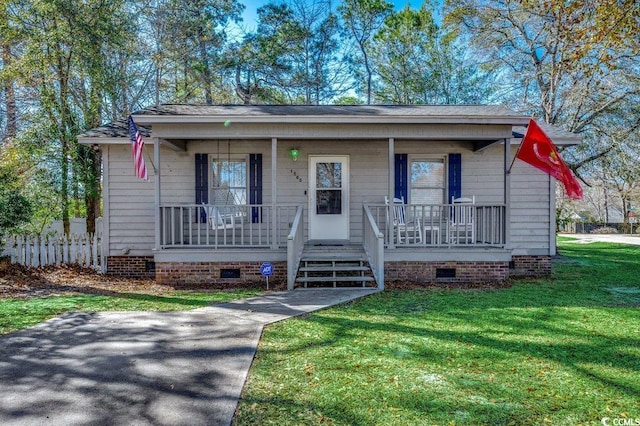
[{"x1": 78, "y1": 105, "x2": 581, "y2": 289}]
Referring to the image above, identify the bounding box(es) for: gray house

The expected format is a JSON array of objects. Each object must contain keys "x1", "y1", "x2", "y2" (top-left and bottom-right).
[{"x1": 79, "y1": 104, "x2": 580, "y2": 289}]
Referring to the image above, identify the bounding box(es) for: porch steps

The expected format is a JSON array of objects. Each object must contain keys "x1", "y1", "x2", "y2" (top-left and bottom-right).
[{"x1": 295, "y1": 248, "x2": 375, "y2": 288}]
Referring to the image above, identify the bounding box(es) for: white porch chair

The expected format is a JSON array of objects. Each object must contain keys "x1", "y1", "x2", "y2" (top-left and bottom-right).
[
  {"x1": 385, "y1": 196, "x2": 423, "y2": 244},
  {"x1": 449, "y1": 196, "x2": 475, "y2": 244}
]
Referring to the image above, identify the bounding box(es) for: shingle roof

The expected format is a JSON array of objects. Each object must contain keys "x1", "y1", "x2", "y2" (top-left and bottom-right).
[
  {"x1": 78, "y1": 104, "x2": 580, "y2": 145},
  {"x1": 513, "y1": 123, "x2": 581, "y2": 143},
  {"x1": 79, "y1": 119, "x2": 151, "y2": 139},
  {"x1": 131, "y1": 104, "x2": 522, "y2": 118}
]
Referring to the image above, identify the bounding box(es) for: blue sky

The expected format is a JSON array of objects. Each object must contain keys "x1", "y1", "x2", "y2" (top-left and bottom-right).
[{"x1": 237, "y1": 0, "x2": 433, "y2": 32}]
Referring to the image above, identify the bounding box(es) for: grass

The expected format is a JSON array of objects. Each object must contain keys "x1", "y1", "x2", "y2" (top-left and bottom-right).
[
  {"x1": 0, "y1": 289, "x2": 260, "y2": 336},
  {"x1": 235, "y1": 239, "x2": 640, "y2": 425}
]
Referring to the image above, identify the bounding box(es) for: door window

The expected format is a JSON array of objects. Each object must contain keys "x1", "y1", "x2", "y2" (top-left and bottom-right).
[{"x1": 315, "y1": 162, "x2": 342, "y2": 214}]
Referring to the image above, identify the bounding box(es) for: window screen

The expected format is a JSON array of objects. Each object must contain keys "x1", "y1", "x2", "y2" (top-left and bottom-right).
[{"x1": 410, "y1": 159, "x2": 445, "y2": 204}]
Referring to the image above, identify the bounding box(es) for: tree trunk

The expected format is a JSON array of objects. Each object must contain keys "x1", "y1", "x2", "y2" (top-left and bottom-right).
[
  {"x1": 84, "y1": 71, "x2": 103, "y2": 235},
  {"x1": 85, "y1": 147, "x2": 101, "y2": 235},
  {"x1": 61, "y1": 139, "x2": 70, "y2": 236},
  {"x1": 2, "y1": 42, "x2": 17, "y2": 141},
  {"x1": 198, "y1": 30, "x2": 213, "y2": 105}
]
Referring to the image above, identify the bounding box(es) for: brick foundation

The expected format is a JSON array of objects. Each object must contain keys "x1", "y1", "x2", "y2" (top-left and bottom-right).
[
  {"x1": 154, "y1": 261, "x2": 287, "y2": 288},
  {"x1": 106, "y1": 256, "x2": 155, "y2": 278},
  {"x1": 385, "y1": 260, "x2": 509, "y2": 284},
  {"x1": 106, "y1": 256, "x2": 551, "y2": 287},
  {"x1": 510, "y1": 255, "x2": 552, "y2": 277}
]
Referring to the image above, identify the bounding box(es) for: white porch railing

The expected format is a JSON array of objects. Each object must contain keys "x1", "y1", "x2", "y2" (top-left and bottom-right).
[
  {"x1": 160, "y1": 203, "x2": 505, "y2": 250},
  {"x1": 363, "y1": 205, "x2": 385, "y2": 289},
  {"x1": 6, "y1": 233, "x2": 103, "y2": 270},
  {"x1": 286, "y1": 206, "x2": 304, "y2": 290},
  {"x1": 159, "y1": 204, "x2": 300, "y2": 249},
  {"x1": 366, "y1": 203, "x2": 506, "y2": 248}
]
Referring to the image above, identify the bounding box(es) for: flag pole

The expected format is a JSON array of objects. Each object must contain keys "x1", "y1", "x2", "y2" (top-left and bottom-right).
[
  {"x1": 507, "y1": 146, "x2": 520, "y2": 174},
  {"x1": 131, "y1": 116, "x2": 156, "y2": 175},
  {"x1": 507, "y1": 117, "x2": 533, "y2": 174},
  {"x1": 145, "y1": 148, "x2": 156, "y2": 174}
]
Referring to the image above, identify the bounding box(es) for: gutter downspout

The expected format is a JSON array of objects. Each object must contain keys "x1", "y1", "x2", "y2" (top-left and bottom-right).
[
  {"x1": 154, "y1": 138, "x2": 161, "y2": 252},
  {"x1": 504, "y1": 138, "x2": 511, "y2": 250}
]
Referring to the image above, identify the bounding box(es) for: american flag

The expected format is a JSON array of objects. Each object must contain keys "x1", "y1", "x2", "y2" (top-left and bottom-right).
[{"x1": 128, "y1": 116, "x2": 148, "y2": 181}]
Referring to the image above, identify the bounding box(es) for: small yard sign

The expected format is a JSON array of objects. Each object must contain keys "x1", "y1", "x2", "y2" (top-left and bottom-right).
[{"x1": 260, "y1": 262, "x2": 273, "y2": 289}]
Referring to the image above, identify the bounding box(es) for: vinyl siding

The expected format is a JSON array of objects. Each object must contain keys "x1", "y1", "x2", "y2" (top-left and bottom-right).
[
  {"x1": 105, "y1": 139, "x2": 553, "y2": 256},
  {"x1": 462, "y1": 144, "x2": 552, "y2": 253},
  {"x1": 106, "y1": 145, "x2": 156, "y2": 255},
  {"x1": 509, "y1": 152, "x2": 552, "y2": 253}
]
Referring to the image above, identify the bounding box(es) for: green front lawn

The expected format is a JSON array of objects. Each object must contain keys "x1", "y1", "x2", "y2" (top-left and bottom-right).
[
  {"x1": 236, "y1": 239, "x2": 640, "y2": 425},
  {"x1": 0, "y1": 290, "x2": 260, "y2": 335}
]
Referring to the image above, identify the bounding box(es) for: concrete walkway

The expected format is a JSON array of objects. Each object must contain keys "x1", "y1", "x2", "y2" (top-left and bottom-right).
[{"x1": 0, "y1": 288, "x2": 378, "y2": 426}]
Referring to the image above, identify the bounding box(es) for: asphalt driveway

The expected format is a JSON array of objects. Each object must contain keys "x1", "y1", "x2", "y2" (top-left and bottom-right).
[{"x1": 0, "y1": 289, "x2": 378, "y2": 426}]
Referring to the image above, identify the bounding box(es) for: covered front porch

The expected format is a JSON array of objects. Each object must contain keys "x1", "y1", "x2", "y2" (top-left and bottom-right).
[
  {"x1": 115, "y1": 105, "x2": 540, "y2": 288},
  {"x1": 157, "y1": 200, "x2": 508, "y2": 289}
]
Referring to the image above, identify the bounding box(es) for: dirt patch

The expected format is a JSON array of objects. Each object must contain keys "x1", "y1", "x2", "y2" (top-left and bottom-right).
[
  {"x1": 0, "y1": 264, "x2": 511, "y2": 300},
  {"x1": 0, "y1": 264, "x2": 283, "y2": 299},
  {"x1": 0, "y1": 264, "x2": 164, "y2": 299}
]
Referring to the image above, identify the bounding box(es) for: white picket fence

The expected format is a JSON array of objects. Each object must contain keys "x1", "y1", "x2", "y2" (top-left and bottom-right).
[{"x1": 6, "y1": 233, "x2": 103, "y2": 270}]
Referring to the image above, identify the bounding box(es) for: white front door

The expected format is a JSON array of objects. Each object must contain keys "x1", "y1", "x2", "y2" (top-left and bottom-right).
[{"x1": 309, "y1": 156, "x2": 349, "y2": 241}]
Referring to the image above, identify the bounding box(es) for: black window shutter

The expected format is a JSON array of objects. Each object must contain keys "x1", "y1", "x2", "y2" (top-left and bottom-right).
[
  {"x1": 249, "y1": 154, "x2": 263, "y2": 223},
  {"x1": 195, "y1": 153, "x2": 208, "y2": 223},
  {"x1": 448, "y1": 153, "x2": 462, "y2": 202},
  {"x1": 394, "y1": 154, "x2": 408, "y2": 202}
]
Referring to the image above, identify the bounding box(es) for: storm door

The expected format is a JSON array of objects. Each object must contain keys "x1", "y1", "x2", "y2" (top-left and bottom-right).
[{"x1": 308, "y1": 156, "x2": 349, "y2": 240}]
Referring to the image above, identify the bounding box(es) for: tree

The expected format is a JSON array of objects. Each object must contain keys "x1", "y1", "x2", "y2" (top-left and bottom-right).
[
  {"x1": 339, "y1": 0, "x2": 393, "y2": 104},
  {"x1": 153, "y1": 0, "x2": 243, "y2": 104},
  {"x1": 0, "y1": 0, "x2": 19, "y2": 142},
  {"x1": 288, "y1": 0, "x2": 350, "y2": 104},
  {"x1": 245, "y1": 2, "x2": 308, "y2": 103},
  {"x1": 6, "y1": 0, "x2": 135, "y2": 234},
  {"x1": 232, "y1": 0, "x2": 348, "y2": 105},
  {"x1": 0, "y1": 143, "x2": 33, "y2": 241},
  {"x1": 591, "y1": 127, "x2": 640, "y2": 232},
  {"x1": 0, "y1": 174, "x2": 32, "y2": 239},
  {"x1": 446, "y1": 0, "x2": 640, "y2": 176},
  {"x1": 371, "y1": 4, "x2": 494, "y2": 104}
]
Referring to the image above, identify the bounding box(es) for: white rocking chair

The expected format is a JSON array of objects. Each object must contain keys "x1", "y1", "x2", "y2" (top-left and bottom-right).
[
  {"x1": 448, "y1": 196, "x2": 475, "y2": 244},
  {"x1": 386, "y1": 196, "x2": 422, "y2": 244}
]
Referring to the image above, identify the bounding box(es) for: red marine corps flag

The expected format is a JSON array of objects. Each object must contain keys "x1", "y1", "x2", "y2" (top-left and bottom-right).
[
  {"x1": 516, "y1": 119, "x2": 582, "y2": 199},
  {"x1": 128, "y1": 116, "x2": 148, "y2": 181}
]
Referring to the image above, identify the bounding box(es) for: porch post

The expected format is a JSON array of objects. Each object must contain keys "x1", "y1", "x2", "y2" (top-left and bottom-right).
[
  {"x1": 271, "y1": 138, "x2": 278, "y2": 249},
  {"x1": 504, "y1": 138, "x2": 511, "y2": 249},
  {"x1": 154, "y1": 137, "x2": 161, "y2": 251},
  {"x1": 388, "y1": 137, "x2": 395, "y2": 249}
]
